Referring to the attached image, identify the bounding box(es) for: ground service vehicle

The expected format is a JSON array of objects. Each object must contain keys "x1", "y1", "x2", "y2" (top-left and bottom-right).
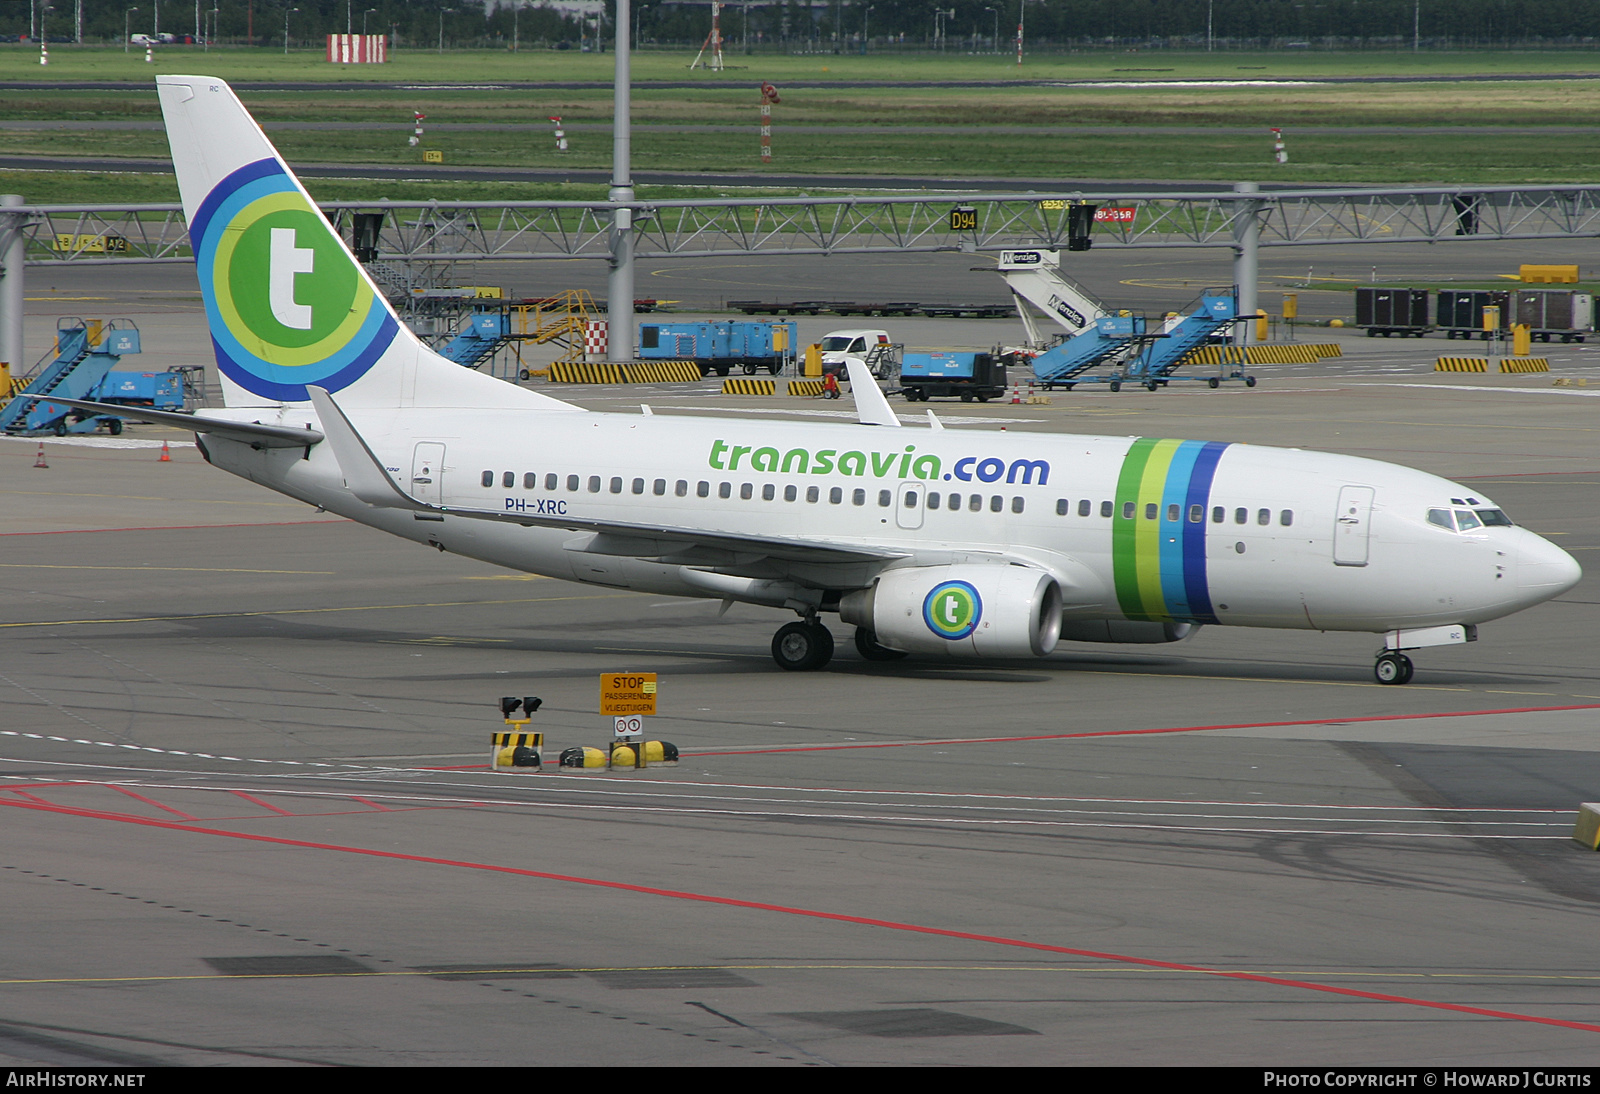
[
  {"x1": 897, "y1": 351, "x2": 1006, "y2": 402},
  {"x1": 637, "y1": 320, "x2": 796, "y2": 376}
]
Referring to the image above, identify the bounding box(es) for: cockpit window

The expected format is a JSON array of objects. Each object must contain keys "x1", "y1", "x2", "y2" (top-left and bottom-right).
[
  {"x1": 1455, "y1": 509, "x2": 1483, "y2": 531},
  {"x1": 1476, "y1": 508, "x2": 1514, "y2": 527},
  {"x1": 1427, "y1": 508, "x2": 1455, "y2": 531}
]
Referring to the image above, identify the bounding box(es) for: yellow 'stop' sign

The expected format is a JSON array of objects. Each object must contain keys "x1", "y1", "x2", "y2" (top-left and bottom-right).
[{"x1": 600, "y1": 673, "x2": 657, "y2": 716}]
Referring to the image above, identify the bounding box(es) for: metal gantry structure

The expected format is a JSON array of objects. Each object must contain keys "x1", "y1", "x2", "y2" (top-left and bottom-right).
[
  {"x1": 14, "y1": 184, "x2": 1600, "y2": 268},
  {"x1": 7, "y1": 182, "x2": 1600, "y2": 371}
]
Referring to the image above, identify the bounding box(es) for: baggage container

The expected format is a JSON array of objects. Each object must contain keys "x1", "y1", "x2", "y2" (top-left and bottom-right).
[
  {"x1": 1438, "y1": 290, "x2": 1512, "y2": 340},
  {"x1": 1355, "y1": 288, "x2": 1431, "y2": 337},
  {"x1": 1513, "y1": 289, "x2": 1592, "y2": 342}
]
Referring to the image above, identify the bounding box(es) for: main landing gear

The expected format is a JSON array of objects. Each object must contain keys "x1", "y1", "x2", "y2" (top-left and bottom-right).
[
  {"x1": 1374, "y1": 651, "x2": 1415, "y2": 685},
  {"x1": 772, "y1": 619, "x2": 834, "y2": 671}
]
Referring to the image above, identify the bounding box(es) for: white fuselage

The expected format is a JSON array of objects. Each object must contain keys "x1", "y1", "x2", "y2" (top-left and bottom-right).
[{"x1": 199, "y1": 406, "x2": 1579, "y2": 637}]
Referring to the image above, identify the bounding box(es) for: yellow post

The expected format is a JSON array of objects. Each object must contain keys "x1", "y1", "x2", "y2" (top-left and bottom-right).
[
  {"x1": 1282, "y1": 293, "x2": 1298, "y2": 320},
  {"x1": 1482, "y1": 305, "x2": 1500, "y2": 333},
  {"x1": 804, "y1": 343, "x2": 822, "y2": 377},
  {"x1": 1255, "y1": 309, "x2": 1268, "y2": 342},
  {"x1": 1512, "y1": 323, "x2": 1531, "y2": 356}
]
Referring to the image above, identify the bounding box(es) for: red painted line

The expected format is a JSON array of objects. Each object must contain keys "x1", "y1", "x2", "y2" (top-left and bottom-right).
[
  {"x1": 108, "y1": 784, "x2": 200, "y2": 820},
  {"x1": 0, "y1": 520, "x2": 347, "y2": 538},
  {"x1": 349, "y1": 796, "x2": 395, "y2": 811},
  {"x1": 684, "y1": 702, "x2": 1600, "y2": 758},
  {"x1": 9, "y1": 790, "x2": 54, "y2": 805},
  {"x1": 5, "y1": 794, "x2": 1598, "y2": 1036},
  {"x1": 229, "y1": 790, "x2": 296, "y2": 816}
]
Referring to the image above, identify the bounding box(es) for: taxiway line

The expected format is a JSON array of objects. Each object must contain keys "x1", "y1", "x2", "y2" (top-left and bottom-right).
[{"x1": 3, "y1": 793, "x2": 1597, "y2": 1035}]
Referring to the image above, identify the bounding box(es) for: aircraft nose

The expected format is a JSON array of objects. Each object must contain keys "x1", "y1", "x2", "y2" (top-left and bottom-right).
[{"x1": 1515, "y1": 530, "x2": 1582, "y2": 597}]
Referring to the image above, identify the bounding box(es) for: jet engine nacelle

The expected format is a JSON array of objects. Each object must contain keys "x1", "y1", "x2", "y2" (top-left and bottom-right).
[
  {"x1": 1057, "y1": 620, "x2": 1198, "y2": 644},
  {"x1": 840, "y1": 564, "x2": 1063, "y2": 658}
]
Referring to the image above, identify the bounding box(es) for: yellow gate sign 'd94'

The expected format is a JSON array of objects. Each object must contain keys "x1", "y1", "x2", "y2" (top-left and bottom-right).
[{"x1": 600, "y1": 673, "x2": 657, "y2": 716}]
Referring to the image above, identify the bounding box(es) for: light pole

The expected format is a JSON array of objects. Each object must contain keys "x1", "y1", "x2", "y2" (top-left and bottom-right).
[
  {"x1": 125, "y1": 6, "x2": 138, "y2": 50},
  {"x1": 1016, "y1": 0, "x2": 1024, "y2": 65},
  {"x1": 39, "y1": 3, "x2": 51, "y2": 65},
  {"x1": 283, "y1": 5, "x2": 295, "y2": 54},
  {"x1": 607, "y1": 0, "x2": 634, "y2": 362},
  {"x1": 635, "y1": 2, "x2": 648, "y2": 48},
  {"x1": 1413, "y1": 0, "x2": 1420, "y2": 52},
  {"x1": 984, "y1": 5, "x2": 995, "y2": 50},
  {"x1": 512, "y1": 0, "x2": 519, "y2": 51},
  {"x1": 363, "y1": 7, "x2": 375, "y2": 35},
  {"x1": 438, "y1": 6, "x2": 453, "y2": 53},
  {"x1": 1207, "y1": 0, "x2": 1213, "y2": 51},
  {"x1": 863, "y1": 4, "x2": 872, "y2": 51},
  {"x1": 345, "y1": 0, "x2": 351, "y2": 35}
]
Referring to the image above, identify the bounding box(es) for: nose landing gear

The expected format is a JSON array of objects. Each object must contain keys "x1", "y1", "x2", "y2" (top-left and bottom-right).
[
  {"x1": 1374, "y1": 651, "x2": 1415, "y2": 685},
  {"x1": 772, "y1": 619, "x2": 835, "y2": 671}
]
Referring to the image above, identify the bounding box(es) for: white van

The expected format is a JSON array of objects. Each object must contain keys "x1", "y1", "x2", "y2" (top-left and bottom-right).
[{"x1": 819, "y1": 328, "x2": 895, "y2": 378}]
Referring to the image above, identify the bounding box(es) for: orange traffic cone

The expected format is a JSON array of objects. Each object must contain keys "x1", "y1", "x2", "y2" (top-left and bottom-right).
[
  {"x1": 1009, "y1": 385, "x2": 1021, "y2": 404},
  {"x1": 33, "y1": 442, "x2": 47, "y2": 469},
  {"x1": 159, "y1": 440, "x2": 171, "y2": 462}
]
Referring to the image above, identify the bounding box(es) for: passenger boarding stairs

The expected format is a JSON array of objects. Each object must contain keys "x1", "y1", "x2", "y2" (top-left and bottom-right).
[
  {"x1": 994, "y1": 249, "x2": 1111, "y2": 344},
  {"x1": 439, "y1": 312, "x2": 517, "y2": 369},
  {"x1": 1, "y1": 318, "x2": 142, "y2": 436},
  {"x1": 1123, "y1": 291, "x2": 1240, "y2": 386},
  {"x1": 1025, "y1": 316, "x2": 1146, "y2": 388}
]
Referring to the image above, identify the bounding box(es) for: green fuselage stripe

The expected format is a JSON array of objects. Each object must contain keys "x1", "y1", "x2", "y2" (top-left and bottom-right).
[{"x1": 1112, "y1": 438, "x2": 1158, "y2": 619}]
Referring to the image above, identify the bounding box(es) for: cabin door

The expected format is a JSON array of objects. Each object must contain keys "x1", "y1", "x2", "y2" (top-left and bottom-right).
[{"x1": 1333, "y1": 485, "x2": 1375, "y2": 567}]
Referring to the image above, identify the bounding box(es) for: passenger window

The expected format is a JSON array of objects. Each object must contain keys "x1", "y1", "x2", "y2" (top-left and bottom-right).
[
  {"x1": 1280, "y1": 510, "x2": 1293, "y2": 527},
  {"x1": 567, "y1": 474, "x2": 579, "y2": 491},
  {"x1": 906, "y1": 491, "x2": 921, "y2": 509},
  {"x1": 968, "y1": 494, "x2": 982, "y2": 512},
  {"x1": 1011, "y1": 497, "x2": 1024, "y2": 514},
  {"x1": 853, "y1": 489, "x2": 867, "y2": 506},
  {"x1": 1078, "y1": 500, "x2": 1091, "y2": 517},
  {"x1": 587, "y1": 476, "x2": 601, "y2": 493},
  {"x1": 762, "y1": 484, "x2": 775, "y2": 501},
  {"x1": 1166, "y1": 503, "x2": 1179, "y2": 522},
  {"x1": 879, "y1": 490, "x2": 892, "y2": 507},
  {"x1": 1189, "y1": 504, "x2": 1203, "y2": 523},
  {"x1": 610, "y1": 477, "x2": 623, "y2": 494},
  {"x1": 719, "y1": 482, "x2": 731, "y2": 499},
  {"x1": 632, "y1": 478, "x2": 646, "y2": 495},
  {"x1": 1456, "y1": 509, "x2": 1482, "y2": 531},
  {"x1": 697, "y1": 481, "x2": 710, "y2": 498},
  {"x1": 524, "y1": 472, "x2": 537, "y2": 489},
  {"x1": 990, "y1": 495, "x2": 1003, "y2": 513},
  {"x1": 1122, "y1": 501, "x2": 1135, "y2": 519},
  {"x1": 740, "y1": 483, "x2": 753, "y2": 500},
  {"x1": 829, "y1": 487, "x2": 843, "y2": 504},
  {"x1": 1427, "y1": 508, "x2": 1455, "y2": 530},
  {"x1": 1235, "y1": 508, "x2": 1247, "y2": 524},
  {"x1": 546, "y1": 473, "x2": 557, "y2": 490},
  {"x1": 1145, "y1": 503, "x2": 1158, "y2": 521},
  {"x1": 929, "y1": 492, "x2": 942, "y2": 509},
  {"x1": 1056, "y1": 499, "x2": 1069, "y2": 516},
  {"x1": 502, "y1": 471, "x2": 515, "y2": 488},
  {"x1": 653, "y1": 479, "x2": 666, "y2": 496},
  {"x1": 1100, "y1": 501, "x2": 1113, "y2": 518},
  {"x1": 481, "y1": 470, "x2": 493, "y2": 488},
  {"x1": 784, "y1": 484, "x2": 797, "y2": 502},
  {"x1": 1212, "y1": 506, "x2": 1224, "y2": 523},
  {"x1": 806, "y1": 486, "x2": 819, "y2": 503},
  {"x1": 675, "y1": 480, "x2": 687, "y2": 497},
  {"x1": 946, "y1": 494, "x2": 959, "y2": 510},
  {"x1": 1257, "y1": 509, "x2": 1270, "y2": 525}
]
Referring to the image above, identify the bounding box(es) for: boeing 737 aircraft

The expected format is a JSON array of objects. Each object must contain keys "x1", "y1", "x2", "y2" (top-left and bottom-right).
[{"x1": 56, "y1": 77, "x2": 1581, "y2": 682}]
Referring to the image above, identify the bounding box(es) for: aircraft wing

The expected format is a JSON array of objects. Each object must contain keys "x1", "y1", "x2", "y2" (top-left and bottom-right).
[
  {"x1": 28, "y1": 397, "x2": 325, "y2": 449},
  {"x1": 306, "y1": 386, "x2": 906, "y2": 569}
]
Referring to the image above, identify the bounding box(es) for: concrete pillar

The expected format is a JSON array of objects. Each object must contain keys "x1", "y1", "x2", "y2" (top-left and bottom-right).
[
  {"x1": 1231, "y1": 181, "x2": 1261, "y2": 346},
  {"x1": 0, "y1": 195, "x2": 25, "y2": 390},
  {"x1": 606, "y1": 0, "x2": 635, "y2": 363}
]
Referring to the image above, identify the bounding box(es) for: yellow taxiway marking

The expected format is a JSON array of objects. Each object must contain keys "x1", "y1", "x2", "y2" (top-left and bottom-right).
[
  {"x1": 464, "y1": 574, "x2": 553, "y2": 580},
  {"x1": 0, "y1": 593, "x2": 635, "y2": 629},
  {"x1": 1085, "y1": 668, "x2": 1472, "y2": 692}
]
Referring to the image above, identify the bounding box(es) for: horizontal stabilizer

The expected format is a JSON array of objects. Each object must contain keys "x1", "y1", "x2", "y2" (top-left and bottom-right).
[{"x1": 34, "y1": 397, "x2": 323, "y2": 449}]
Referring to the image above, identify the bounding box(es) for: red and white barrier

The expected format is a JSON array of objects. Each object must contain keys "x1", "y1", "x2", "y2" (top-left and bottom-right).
[
  {"x1": 584, "y1": 321, "x2": 609, "y2": 359},
  {"x1": 326, "y1": 34, "x2": 387, "y2": 63}
]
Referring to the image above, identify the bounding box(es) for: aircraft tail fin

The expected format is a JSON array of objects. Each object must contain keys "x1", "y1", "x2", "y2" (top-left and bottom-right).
[{"x1": 157, "y1": 75, "x2": 578, "y2": 414}]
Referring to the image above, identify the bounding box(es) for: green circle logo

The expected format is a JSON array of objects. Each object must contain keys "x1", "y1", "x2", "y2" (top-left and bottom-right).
[{"x1": 923, "y1": 580, "x2": 982, "y2": 640}]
